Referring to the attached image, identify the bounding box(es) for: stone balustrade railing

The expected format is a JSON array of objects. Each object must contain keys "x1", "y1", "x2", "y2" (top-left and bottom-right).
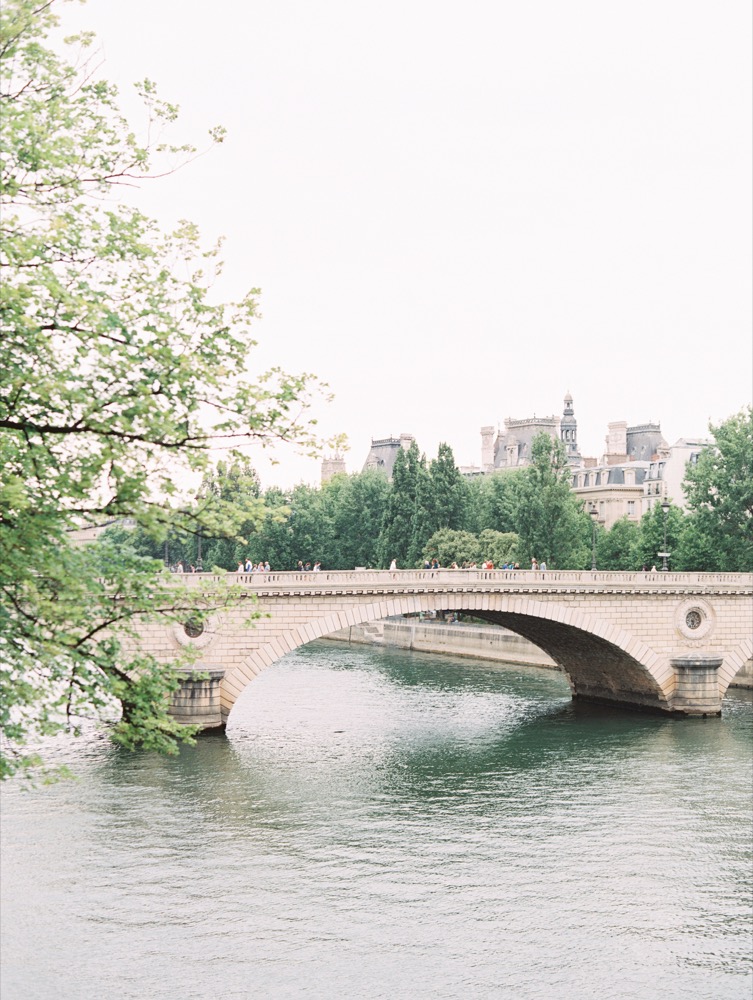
[{"x1": 173, "y1": 569, "x2": 752, "y2": 593}]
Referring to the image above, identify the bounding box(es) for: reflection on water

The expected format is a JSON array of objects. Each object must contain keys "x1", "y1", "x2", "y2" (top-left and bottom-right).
[{"x1": 2, "y1": 641, "x2": 752, "y2": 1000}]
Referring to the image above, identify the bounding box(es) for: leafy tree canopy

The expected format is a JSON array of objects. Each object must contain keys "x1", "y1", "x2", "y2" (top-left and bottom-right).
[
  {"x1": 471, "y1": 470, "x2": 523, "y2": 535},
  {"x1": 378, "y1": 441, "x2": 424, "y2": 567},
  {"x1": 681, "y1": 407, "x2": 753, "y2": 571},
  {"x1": 328, "y1": 470, "x2": 390, "y2": 569},
  {"x1": 635, "y1": 501, "x2": 685, "y2": 572},
  {"x1": 478, "y1": 529, "x2": 519, "y2": 567},
  {"x1": 423, "y1": 529, "x2": 481, "y2": 567},
  {"x1": 0, "y1": 1, "x2": 326, "y2": 777},
  {"x1": 595, "y1": 517, "x2": 639, "y2": 570},
  {"x1": 514, "y1": 434, "x2": 590, "y2": 569}
]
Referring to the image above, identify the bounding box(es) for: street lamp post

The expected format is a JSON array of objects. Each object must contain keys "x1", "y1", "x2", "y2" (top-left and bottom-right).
[
  {"x1": 659, "y1": 499, "x2": 671, "y2": 571},
  {"x1": 589, "y1": 505, "x2": 599, "y2": 571},
  {"x1": 195, "y1": 488, "x2": 204, "y2": 573}
]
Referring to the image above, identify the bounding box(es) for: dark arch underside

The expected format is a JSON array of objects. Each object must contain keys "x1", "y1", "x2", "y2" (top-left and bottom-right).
[{"x1": 421, "y1": 607, "x2": 671, "y2": 712}]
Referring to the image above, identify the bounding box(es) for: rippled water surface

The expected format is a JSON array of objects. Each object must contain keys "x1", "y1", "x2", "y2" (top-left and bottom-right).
[{"x1": 2, "y1": 641, "x2": 752, "y2": 999}]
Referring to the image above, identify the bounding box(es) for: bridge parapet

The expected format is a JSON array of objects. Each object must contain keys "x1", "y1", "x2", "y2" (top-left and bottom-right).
[{"x1": 176, "y1": 569, "x2": 752, "y2": 596}]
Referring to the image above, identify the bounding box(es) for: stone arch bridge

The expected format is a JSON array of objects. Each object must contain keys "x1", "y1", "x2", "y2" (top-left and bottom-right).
[{"x1": 134, "y1": 570, "x2": 752, "y2": 728}]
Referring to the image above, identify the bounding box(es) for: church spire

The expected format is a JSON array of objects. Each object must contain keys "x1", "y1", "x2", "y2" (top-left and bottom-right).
[{"x1": 560, "y1": 391, "x2": 580, "y2": 464}]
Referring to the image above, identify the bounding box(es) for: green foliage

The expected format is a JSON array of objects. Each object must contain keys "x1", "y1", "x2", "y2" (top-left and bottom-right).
[
  {"x1": 328, "y1": 470, "x2": 390, "y2": 568},
  {"x1": 595, "y1": 517, "x2": 640, "y2": 570},
  {"x1": 248, "y1": 487, "x2": 295, "y2": 569},
  {"x1": 681, "y1": 408, "x2": 753, "y2": 571},
  {"x1": 478, "y1": 530, "x2": 519, "y2": 567},
  {"x1": 672, "y1": 512, "x2": 718, "y2": 572},
  {"x1": 423, "y1": 529, "x2": 481, "y2": 566},
  {"x1": 287, "y1": 483, "x2": 331, "y2": 565},
  {"x1": 381, "y1": 441, "x2": 469, "y2": 567},
  {"x1": 426, "y1": 444, "x2": 470, "y2": 534},
  {"x1": 421, "y1": 528, "x2": 518, "y2": 567},
  {"x1": 378, "y1": 442, "x2": 423, "y2": 567},
  {"x1": 0, "y1": 2, "x2": 323, "y2": 777},
  {"x1": 513, "y1": 434, "x2": 590, "y2": 569},
  {"x1": 473, "y1": 471, "x2": 523, "y2": 534},
  {"x1": 636, "y1": 502, "x2": 684, "y2": 571},
  {"x1": 407, "y1": 450, "x2": 433, "y2": 567}
]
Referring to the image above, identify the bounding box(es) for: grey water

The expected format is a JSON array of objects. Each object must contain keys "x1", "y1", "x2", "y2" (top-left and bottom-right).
[{"x1": 1, "y1": 641, "x2": 752, "y2": 1000}]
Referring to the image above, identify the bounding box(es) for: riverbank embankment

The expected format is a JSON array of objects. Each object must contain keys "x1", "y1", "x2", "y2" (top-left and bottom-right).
[
  {"x1": 323, "y1": 617, "x2": 753, "y2": 688},
  {"x1": 324, "y1": 619, "x2": 558, "y2": 670}
]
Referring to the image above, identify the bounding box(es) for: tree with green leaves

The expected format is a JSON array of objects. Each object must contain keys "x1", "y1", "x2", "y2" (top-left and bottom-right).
[
  {"x1": 635, "y1": 502, "x2": 685, "y2": 571},
  {"x1": 513, "y1": 434, "x2": 590, "y2": 568},
  {"x1": 422, "y1": 529, "x2": 481, "y2": 567},
  {"x1": 329, "y1": 470, "x2": 390, "y2": 568},
  {"x1": 0, "y1": 2, "x2": 325, "y2": 777},
  {"x1": 286, "y1": 483, "x2": 331, "y2": 567},
  {"x1": 406, "y1": 448, "x2": 432, "y2": 567},
  {"x1": 378, "y1": 440, "x2": 424, "y2": 567},
  {"x1": 472, "y1": 470, "x2": 523, "y2": 535},
  {"x1": 248, "y1": 487, "x2": 296, "y2": 570},
  {"x1": 680, "y1": 408, "x2": 753, "y2": 571},
  {"x1": 425, "y1": 444, "x2": 469, "y2": 533},
  {"x1": 421, "y1": 527, "x2": 518, "y2": 569},
  {"x1": 478, "y1": 529, "x2": 519, "y2": 567},
  {"x1": 595, "y1": 517, "x2": 640, "y2": 570}
]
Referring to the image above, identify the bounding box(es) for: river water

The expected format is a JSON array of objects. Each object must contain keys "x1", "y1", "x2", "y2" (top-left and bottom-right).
[{"x1": 2, "y1": 641, "x2": 752, "y2": 1000}]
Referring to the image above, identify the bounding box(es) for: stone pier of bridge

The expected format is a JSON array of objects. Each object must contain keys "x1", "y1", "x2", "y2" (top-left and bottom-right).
[{"x1": 130, "y1": 569, "x2": 752, "y2": 727}]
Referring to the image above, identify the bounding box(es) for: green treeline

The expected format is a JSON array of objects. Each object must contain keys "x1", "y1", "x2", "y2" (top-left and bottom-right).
[{"x1": 106, "y1": 410, "x2": 753, "y2": 573}]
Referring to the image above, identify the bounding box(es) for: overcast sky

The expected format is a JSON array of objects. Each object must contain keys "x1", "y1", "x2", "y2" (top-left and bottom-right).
[{"x1": 61, "y1": 0, "x2": 752, "y2": 488}]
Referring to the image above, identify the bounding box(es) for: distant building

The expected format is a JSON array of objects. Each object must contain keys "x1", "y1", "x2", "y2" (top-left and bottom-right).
[
  {"x1": 572, "y1": 434, "x2": 709, "y2": 527},
  {"x1": 601, "y1": 421, "x2": 667, "y2": 466},
  {"x1": 362, "y1": 434, "x2": 415, "y2": 479},
  {"x1": 357, "y1": 401, "x2": 705, "y2": 526},
  {"x1": 572, "y1": 463, "x2": 649, "y2": 529},
  {"x1": 477, "y1": 394, "x2": 693, "y2": 528},
  {"x1": 570, "y1": 420, "x2": 668, "y2": 528},
  {"x1": 321, "y1": 453, "x2": 347, "y2": 483},
  {"x1": 482, "y1": 392, "x2": 582, "y2": 471},
  {"x1": 642, "y1": 438, "x2": 711, "y2": 514},
  {"x1": 66, "y1": 517, "x2": 135, "y2": 545},
  {"x1": 560, "y1": 392, "x2": 582, "y2": 465}
]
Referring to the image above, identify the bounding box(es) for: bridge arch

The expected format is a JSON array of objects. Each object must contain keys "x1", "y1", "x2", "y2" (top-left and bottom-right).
[
  {"x1": 220, "y1": 592, "x2": 674, "y2": 723},
  {"x1": 719, "y1": 636, "x2": 753, "y2": 698}
]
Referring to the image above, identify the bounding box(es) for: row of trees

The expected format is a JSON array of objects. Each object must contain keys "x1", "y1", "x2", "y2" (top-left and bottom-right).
[{"x1": 107, "y1": 408, "x2": 753, "y2": 575}]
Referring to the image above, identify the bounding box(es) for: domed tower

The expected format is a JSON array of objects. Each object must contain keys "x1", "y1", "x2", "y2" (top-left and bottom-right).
[{"x1": 560, "y1": 391, "x2": 581, "y2": 466}]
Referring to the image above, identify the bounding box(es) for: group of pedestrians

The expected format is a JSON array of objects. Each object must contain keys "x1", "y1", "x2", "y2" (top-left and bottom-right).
[
  {"x1": 421, "y1": 559, "x2": 523, "y2": 570},
  {"x1": 236, "y1": 559, "x2": 271, "y2": 573},
  {"x1": 172, "y1": 562, "x2": 201, "y2": 573},
  {"x1": 234, "y1": 557, "x2": 549, "y2": 573}
]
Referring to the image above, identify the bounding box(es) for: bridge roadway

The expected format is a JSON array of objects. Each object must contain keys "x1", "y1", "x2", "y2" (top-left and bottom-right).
[{"x1": 140, "y1": 569, "x2": 753, "y2": 727}]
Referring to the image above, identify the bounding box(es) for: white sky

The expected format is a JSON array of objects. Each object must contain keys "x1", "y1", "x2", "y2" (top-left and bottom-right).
[{"x1": 60, "y1": 0, "x2": 752, "y2": 488}]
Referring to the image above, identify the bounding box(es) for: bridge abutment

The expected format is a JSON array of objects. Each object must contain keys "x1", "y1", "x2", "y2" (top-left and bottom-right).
[
  {"x1": 670, "y1": 655, "x2": 723, "y2": 716},
  {"x1": 171, "y1": 667, "x2": 226, "y2": 730}
]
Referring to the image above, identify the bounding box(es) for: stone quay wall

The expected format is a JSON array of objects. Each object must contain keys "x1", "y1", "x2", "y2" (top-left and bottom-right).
[
  {"x1": 325, "y1": 619, "x2": 559, "y2": 670},
  {"x1": 324, "y1": 617, "x2": 752, "y2": 687}
]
